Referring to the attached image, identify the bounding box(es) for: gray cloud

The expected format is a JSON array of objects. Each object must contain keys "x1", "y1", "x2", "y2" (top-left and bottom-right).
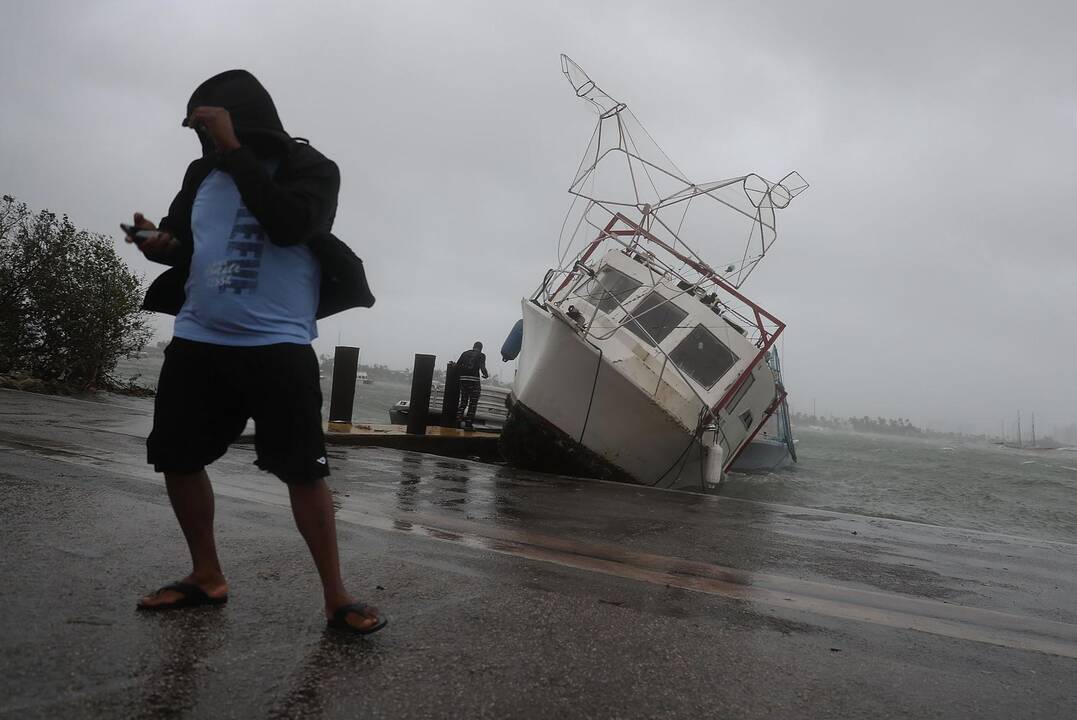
[{"x1": 2, "y1": 0, "x2": 1074, "y2": 434}]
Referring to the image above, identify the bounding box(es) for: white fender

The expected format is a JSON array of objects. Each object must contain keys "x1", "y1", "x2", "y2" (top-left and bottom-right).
[{"x1": 704, "y1": 431, "x2": 725, "y2": 488}]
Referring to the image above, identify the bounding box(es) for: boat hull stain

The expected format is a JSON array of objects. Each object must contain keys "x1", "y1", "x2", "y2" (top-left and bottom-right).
[{"x1": 501, "y1": 399, "x2": 712, "y2": 491}]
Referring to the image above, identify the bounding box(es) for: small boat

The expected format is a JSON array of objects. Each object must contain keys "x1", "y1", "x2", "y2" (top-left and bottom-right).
[
  {"x1": 728, "y1": 348, "x2": 797, "y2": 471},
  {"x1": 357, "y1": 371, "x2": 374, "y2": 385},
  {"x1": 499, "y1": 56, "x2": 807, "y2": 490}
]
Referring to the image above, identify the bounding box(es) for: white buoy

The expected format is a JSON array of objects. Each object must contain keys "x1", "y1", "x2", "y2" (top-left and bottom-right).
[{"x1": 704, "y1": 435, "x2": 725, "y2": 488}]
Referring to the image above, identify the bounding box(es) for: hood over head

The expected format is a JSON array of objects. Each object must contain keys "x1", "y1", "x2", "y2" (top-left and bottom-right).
[{"x1": 183, "y1": 70, "x2": 291, "y2": 155}]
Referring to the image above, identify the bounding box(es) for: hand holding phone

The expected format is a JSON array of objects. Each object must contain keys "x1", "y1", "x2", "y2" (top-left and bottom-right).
[
  {"x1": 123, "y1": 213, "x2": 178, "y2": 260},
  {"x1": 120, "y1": 223, "x2": 161, "y2": 245}
]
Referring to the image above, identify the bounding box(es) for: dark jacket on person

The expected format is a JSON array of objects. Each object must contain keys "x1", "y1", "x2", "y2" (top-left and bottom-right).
[
  {"x1": 142, "y1": 69, "x2": 374, "y2": 319},
  {"x1": 456, "y1": 349, "x2": 488, "y2": 382}
]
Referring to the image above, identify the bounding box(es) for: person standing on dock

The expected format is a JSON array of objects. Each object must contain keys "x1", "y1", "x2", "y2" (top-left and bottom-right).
[
  {"x1": 455, "y1": 341, "x2": 489, "y2": 429},
  {"x1": 125, "y1": 70, "x2": 382, "y2": 635}
]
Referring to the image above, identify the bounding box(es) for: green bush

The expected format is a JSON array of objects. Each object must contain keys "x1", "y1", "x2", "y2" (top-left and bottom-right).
[{"x1": 0, "y1": 194, "x2": 151, "y2": 390}]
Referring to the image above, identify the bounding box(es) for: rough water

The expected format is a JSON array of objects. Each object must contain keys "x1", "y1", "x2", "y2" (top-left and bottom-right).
[
  {"x1": 721, "y1": 428, "x2": 1077, "y2": 545},
  {"x1": 114, "y1": 357, "x2": 1075, "y2": 545},
  {"x1": 346, "y1": 379, "x2": 1077, "y2": 546},
  {"x1": 333, "y1": 378, "x2": 414, "y2": 423}
]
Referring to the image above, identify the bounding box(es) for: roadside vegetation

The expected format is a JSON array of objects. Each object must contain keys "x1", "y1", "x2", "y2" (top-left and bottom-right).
[{"x1": 0, "y1": 194, "x2": 152, "y2": 395}]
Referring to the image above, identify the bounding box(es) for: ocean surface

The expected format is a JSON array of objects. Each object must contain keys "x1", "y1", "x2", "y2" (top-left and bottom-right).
[
  {"x1": 337, "y1": 378, "x2": 417, "y2": 424},
  {"x1": 721, "y1": 428, "x2": 1077, "y2": 545},
  {"x1": 114, "y1": 355, "x2": 1076, "y2": 545},
  {"x1": 343, "y1": 385, "x2": 1077, "y2": 545}
]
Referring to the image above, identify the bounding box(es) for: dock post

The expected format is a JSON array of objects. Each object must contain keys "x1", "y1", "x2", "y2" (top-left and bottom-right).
[
  {"x1": 406, "y1": 353, "x2": 436, "y2": 435},
  {"x1": 328, "y1": 346, "x2": 360, "y2": 424},
  {"x1": 441, "y1": 361, "x2": 460, "y2": 429}
]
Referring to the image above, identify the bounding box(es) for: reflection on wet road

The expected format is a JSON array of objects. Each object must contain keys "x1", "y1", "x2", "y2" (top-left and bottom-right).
[
  {"x1": 3, "y1": 416, "x2": 1077, "y2": 661},
  {"x1": 4, "y1": 389, "x2": 1077, "y2": 718}
]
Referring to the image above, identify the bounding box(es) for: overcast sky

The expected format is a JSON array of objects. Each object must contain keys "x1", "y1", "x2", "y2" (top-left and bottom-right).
[{"x1": 3, "y1": 0, "x2": 1075, "y2": 435}]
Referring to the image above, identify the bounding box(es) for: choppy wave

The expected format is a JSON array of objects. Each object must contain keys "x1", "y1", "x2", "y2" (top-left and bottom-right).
[{"x1": 721, "y1": 428, "x2": 1077, "y2": 544}]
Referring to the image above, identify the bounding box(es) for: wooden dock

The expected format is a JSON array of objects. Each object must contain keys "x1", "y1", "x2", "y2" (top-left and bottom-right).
[{"x1": 324, "y1": 422, "x2": 502, "y2": 461}]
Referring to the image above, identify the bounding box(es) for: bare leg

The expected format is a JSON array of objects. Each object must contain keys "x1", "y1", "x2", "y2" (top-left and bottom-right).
[
  {"x1": 139, "y1": 470, "x2": 229, "y2": 607},
  {"x1": 288, "y1": 478, "x2": 379, "y2": 630}
]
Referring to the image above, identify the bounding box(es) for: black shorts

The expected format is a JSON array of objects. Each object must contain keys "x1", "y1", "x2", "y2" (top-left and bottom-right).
[{"x1": 147, "y1": 338, "x2": 329, "y2": 484}]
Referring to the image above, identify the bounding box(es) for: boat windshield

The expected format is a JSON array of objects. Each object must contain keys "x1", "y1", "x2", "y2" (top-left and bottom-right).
[
  {"x1": 625, "y1": 292, "x2": 688, "y2": 346},
  {"x1": 669, "y1": 324, "x2": 738, "y2": 389},
  {"x1": 576, "y1": 267, "x2": 642, "y2": 314}
]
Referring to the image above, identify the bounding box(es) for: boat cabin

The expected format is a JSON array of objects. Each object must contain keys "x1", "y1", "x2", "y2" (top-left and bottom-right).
[{"x1": 552, "y1": 247, "x2": 777, "y2": 447}]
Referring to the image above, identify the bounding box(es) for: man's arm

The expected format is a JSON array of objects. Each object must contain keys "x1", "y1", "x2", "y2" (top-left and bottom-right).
[
  {"x1": 128, "y1": 159, "x2": 206, "y2": 266},
  {"x1": 187, "y1": 105, "x2": 339, "y2": 246},
  {"x1": 480, "y1": 353, "x2": 489, "y2": 379}
]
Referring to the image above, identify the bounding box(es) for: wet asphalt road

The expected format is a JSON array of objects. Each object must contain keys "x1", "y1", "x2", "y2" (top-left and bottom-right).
[{"x1": 1, "y1": 388, "x2": 1075, "y2": 719}]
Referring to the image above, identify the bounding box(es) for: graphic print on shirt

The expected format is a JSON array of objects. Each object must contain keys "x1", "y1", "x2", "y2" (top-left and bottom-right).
[
  {"x1": 175, "y1": 165, "x2": 320, "y2": 346},
  {"x1": 208, "y1": 207, "x2": 265, "y2": 294}
]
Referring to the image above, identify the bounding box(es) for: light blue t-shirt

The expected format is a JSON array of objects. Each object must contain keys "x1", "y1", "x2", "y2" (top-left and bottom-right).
[{"x1": 173, "y1": 167, "x2": 320, "y2": 346}]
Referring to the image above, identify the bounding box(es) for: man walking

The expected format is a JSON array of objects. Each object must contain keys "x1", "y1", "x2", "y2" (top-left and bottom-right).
[
  {"x1": 455, "y1": 341, "x2": 489, "y2": 429},
  {"x1": 127, "y1": 70, "x2": 382, "y2": 634}
]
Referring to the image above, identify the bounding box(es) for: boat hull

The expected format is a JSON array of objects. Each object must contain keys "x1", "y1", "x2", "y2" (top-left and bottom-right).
[
  {"x1": 500, "y1": 400, "x2": 636, "y2": 484},
  {"x1": 503, "y1": 300, "x2": 716, "y2": 490}
]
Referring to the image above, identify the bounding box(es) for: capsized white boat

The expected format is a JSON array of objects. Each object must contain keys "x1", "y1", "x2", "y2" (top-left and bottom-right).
[{"x1": 499, "y1": 56, "x2": 807, "y2": 490}]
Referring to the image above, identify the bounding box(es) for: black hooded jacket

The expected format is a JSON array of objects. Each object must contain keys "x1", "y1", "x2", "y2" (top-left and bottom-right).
[{"x1": 142, "y1": 70, "x2": 374, "y2": 320}]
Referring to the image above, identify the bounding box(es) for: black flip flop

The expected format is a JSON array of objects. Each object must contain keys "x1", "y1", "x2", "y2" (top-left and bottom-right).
[
  {"x1": 327, "y1": 602, "x2": 388, "y2": 635},
  {"x1": 137, "y1": 582, "x2": 228, "y2": 611}
]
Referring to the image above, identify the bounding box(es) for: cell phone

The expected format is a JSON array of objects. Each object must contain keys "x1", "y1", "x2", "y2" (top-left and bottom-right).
[{"x1": 120, "y1": 223, "x2": 160, "y2": 245}]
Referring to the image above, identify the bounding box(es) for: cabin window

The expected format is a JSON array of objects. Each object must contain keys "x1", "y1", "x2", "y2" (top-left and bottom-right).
[
  {"x1": 576, "y1": 267, "x2": 642, "y2": 314},
  {"x1": 739, "y1": 409, "x2": 754, "y2": 430},
  {"x1": 669, "y1": 324, "x2": 738, "y2": 389},
  {"x1": 625, "y1": 292, "x2": 688, "y2": 346},
  {"x1": 727, "y1": 373, "x2": 756, "y2": 410}
]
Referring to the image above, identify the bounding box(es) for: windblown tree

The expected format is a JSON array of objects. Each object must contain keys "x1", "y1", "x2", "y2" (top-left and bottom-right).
[{"x1": 0, "y1": 194, "x2": 151, "y2": 390}]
